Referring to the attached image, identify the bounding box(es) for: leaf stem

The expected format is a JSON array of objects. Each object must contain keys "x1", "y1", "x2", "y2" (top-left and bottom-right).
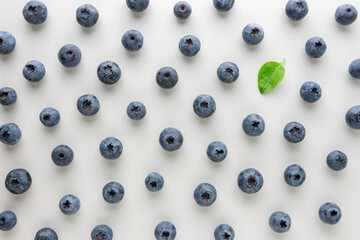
[{"x1": 280, "y1": 58, "x2": 285, "y2": 65}]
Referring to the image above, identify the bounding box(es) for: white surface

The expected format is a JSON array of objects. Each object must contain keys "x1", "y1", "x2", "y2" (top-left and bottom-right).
[{"x1": 1, "y1": 0, "x2": 360, "y2": 239}]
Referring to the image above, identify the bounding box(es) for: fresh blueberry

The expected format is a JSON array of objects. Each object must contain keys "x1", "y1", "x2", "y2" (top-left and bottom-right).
[
  {"x1": 22, "y1": 60, "x2": 46, "y2": 83},
  {"x1": 0, "y1": 123, "x2": 21, "y2": 145},
  {"x1": 39, "y1": 107, "x2": 60, "y2": 127},
  {"x1": 327, "y1": 150, "x2": 347, "y2": 171},
  {"x1": 51, "y1": 144, "x2": 74, "y2": 167},
  {"x1": 58, "y1": 44, "x2": 82, "y2": 68},
  {"x1": 0, "y1": 87, "x2": 17, "y2": 106},
  {"x1": 214, "y1": 224, "x2": 235, "y2": 240},
  {"x1": 213, "y1": 0, "x2": 235, "y2": 12},
  {"x1": 174, "y1": 1, "x2": 192, "y2": 20},
  {"x1": 102, "y1": 182, "x2": 124, "y2": 204},
  {"x1": 35, "y1": 227, "x2": 58, "y2": 240},
  {"x1": 154, "y1": 221, "x2": 176, "y2": 240},
  {"x1": 5, "y1": 168, "x2": 32, "y2": 194},
  {"x1": 242, "y1": 113, "x2": 265, "y2": 136},
  {"x1": 91, "y1": 224, "x2": 113, "y2": 240},
  {"x1": 305, "y1": 37, "x2": 327, "y2": 58},
  {"x1": 284, "y1": 164, "x2": 306, "y2": 187},
  {"x1": 178, "y1": 35, "x2": 201, "y2": 57},
  {"x1": 319, "y1": 202, "x2": 342, "y2": 225},
  {"x1": 242, "y1": 23, "x2": 264, "y2": 45},
  {"x1": 348, "y1": 59, "x2": 360, "y2": 79},
  {"x1": 99, "y1": 137, "x2": 123, "y2": 160},
  {"x1": 97, "y1": 61, "x2": 121, "y2": 85},
  {"x1": 126, "y1": 0, "x2": 149, "y2": 12},
  {"x1": 217, "y1": 62, "x2": 239, "y2": 84},
  {"x1": 300, "y1": 81, "x2": 322, "y2": 103},
  {"x1": 127, "y1": 101, "x2": 146, "y2": 120},
  {"x1": 207, "y1": 141, "x2": 227, "y2": 162},
  {"x1": 77, "y1": 94, "x2": 100, "y2": 116},
  {"x1": 335, "y1": 4, "x2": 357, "y2": 25},
  {"x1": 269, "y1": 211, "x2": 291, "y2": 233},
  {"x1": 345, "y1": 105, "x2": 360, "y2": 129},
  {"x1": 237, "y1": 168, "x2": 263, "y2": 194},
  {"x1": 0, "y1": 31, "x2": 16, "y2": 55},
  {"x1": 22, "y1": 1, "x2": 47, "y2": 25},
  {"x1": 159, "y1": 127, "x2": 183, "y2": 152},
  {"x1": 121, "y1": 30, "x2": 143, "y2": 52},
  {"x1": 193, "y1": 94, "x2": 216, "y2": 118},
  {"x1": 285, "y1": 0, "x2": 308, "y2": 21},
  {"x1": 0, "y1": 211, "x2": 17, "y2": 231},
  {"x1": 156, "y1": 67, "x2": 178, "y2": 89},
  {"x1": 283, "y1": 121, "x2": 306, "y2": 143},
  {"x1": 59, "y1": 194, "x2": 80, "y2": 215},
  {"x1": 145, "y1": 172, "x2": 164, "y2": 192},
  {"x1": 76, "y1": 4, "x2": 99, "y2": 28},
  {"x1": 193, "y1": 183, "x2": 217, "y2": 207}
]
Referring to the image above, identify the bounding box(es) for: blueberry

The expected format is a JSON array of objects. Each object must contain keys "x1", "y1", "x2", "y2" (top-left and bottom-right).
[
  {"x1": 59, "y1": 194, "x2": 80, "y2": 215},
  {"x1": 327, "y1": 150, "x2": 347, "y2": 171},
  {"x1": 283, "y1": 121, "x2": 306, "y2": 143},
  {"x1": 156, "y1": 67, "x2": 178, "y2": 89},
  {"x1": 0, "y1": 87, "x2": 17, "y2": 106},
  {"x1": 284, "y1": 164, "x2": 306, "y2": 187},
  {"x1": 319, "y1": 202, "x2": 342, "y2": 225},
  {"x1": 0, "y1": 31, "x2": 16, "y2": 55},
  {"x1": 159, "y1": 127, "x2": 183, "y2": 152},
  {"x1": 22, "y1": 1, "x2": 47, "y2": 25},
  {"x1": 242, "y1": 23, "x2": 264, "y2": 45},
  {"x1": 51, "y1": 144, "x2": 74, "y2": 167},
  {"x1": 58, "y1": 44, "x2": 82, "y2": 68},
  {"x1": 102, "y1": 182, "x2": 124, "y2": 204},
  {"x1": 0, "y1": 123, "x2": 22, "y2": 145},
  {"x1": 345, "y1": 105, "x2": 360, "y2": 129},
  {"x1": 77, "y1": 94, "x2": 100, "y2": 116},
  {"x1": 99, "y1": 137, "x2": 123, "y2": 160},
  {"x1": 22, "y1": 60, "x2": 46, "y2": 83},
  {"x1": 348, "y1": 59, "x2": 360, "y2": 79},
  {"x1": 97, "y1": 61, "x2": 121, "y2": 85},
  {"x1": 39, "y1": 107, "x2": 60, "y2": 127},
  {"x1": 126, "y1": 0, "x2": 149, "y2": 12},
  {"x1": 300, "y1": 81, "x2": 322, "y2": 103},
  {"x1": 242, "y1": 113, "x2": 265, "y2": 136},
  {"x1": 213, "y1": 0, "x2": 235, "y2": 12},
  {"x1": 127, "y1": 101, "x2": 146, "y2": 120},
  {"x1": 207, "y1": 141, "x2": 227, "y2": 162},
  {"x1": 214, "y1": 224, "x2": 235, "y2": 240},
  {"x1": 145, "y1": 172, "x2": 164, "y2": 192},
  {"x1": 193, "y1": 183, "x2": 217, "y2": 207},
  {"x1": 121, "y1": 30, "x2": 143, "y2": 52},
  {"x1": 178, "y1": 35, "x2": 201, "y2": 57},
  {"x1": 193, "y1": 94, "x2": 216, "y2": 118},
  {"x1": 154, "y1": 221, "x2": 176, "y2": 240},
  {"x1": 217, "y1": 61, "x2": 239, "y2": 84},
  {"x1": 335, "y1": 4, "x2": 357, "y2": 26},
  {"x1": 35, "y1": 227, "x2": 58, "y2": 240},
  {"x1": 174, "y1": 1, "x2": 192, "y2": 20},
  {"x1": 91, "y1": 224, "x2": 113, "y2": 240},
  {"x1": 76, "y1": 4, "x2": 99, "y2": 28},
  {"x1": 285, "y1": 0, "x2": 308, "y2": 21},
  {"x1": 237, "y1": 168, "x2": 263, "y2": 194},
  {"x1": 0, "y1": 211, "x2": 17, "y2": 231},
  {"x1": 305, "y1": 37, "x2": 327, "y2": 58},
  {"x1": 5, "y1": 168, "x2": 32, "y2": 194},
  {"x1": 269, "y1": 211, "x2": 291, "y2": 233}
]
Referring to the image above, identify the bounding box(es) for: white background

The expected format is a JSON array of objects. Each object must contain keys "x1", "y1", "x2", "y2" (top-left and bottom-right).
[{"x1": 0, "y1": 0, "x2": 360, "y2": 239}]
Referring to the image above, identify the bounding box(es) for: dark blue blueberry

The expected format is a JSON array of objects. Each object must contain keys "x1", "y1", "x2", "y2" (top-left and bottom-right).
[
  {"x1": 159, "y1": 127, "x2": 183, "y2": 152},
  {"x1": 193, "y1": 183, "x2": 217, "y2": 207},
  {"x1": 207, "y1": 141, "x2": 227, "y2": 162},
  {"x1": 156, "y1": 67, "x2": 178, "y2": 89},
  {"x1": 35, "y1": 227, "x2": 58, "y2": 240},
  {"x1": 178, "y1": 35, "x2": 201, "y2": 57},
  {"x1": 22, "y1": 60, "x2": 46, "y2": 83},
  {"x1": 213, "y1": 0, "x2": 235, "y2": 12},
  {"x1": 76, "y1": 4, "x2": 99, "y2": 28},
  {"x1": 284, "y1": 164, "x2": 306, "y2": 187},
  {"x1": 242, "y1": 23, "x2": 264, "y2": 45},
  {"x1": 121, "y1": 30, "x2": 143, "y2": 52},
  {"x1": 0, "y1": 211, "x2": 17, "y2": 231},
  {"x1": 193, "y1": 94, "x2": 216, "y2": 118},
  {"x1": 217, "y1": 62, "x2": 239, "y2": 84},
  {"x1": 0, "y1": 31, "x2": 16, "y2": 55},
  {"x1": 77, "y1": 94, "x2": 100, "y2": 116},
  {"x1": 348, "y1": 59, "x2": 360, "y2": 79},
  {"x1": 0, "y1": 123, "x2": 21, "y2": 145},
  {"x1": 145, "y1": 172, "x2": 164, "y2": 192},
  {"x1": 59, "y1": 194, "x2": 80, "y2": 215},
  {"x1": 154, "y1": 221, "x2": 176, "y2": 240},
  {"x1": 51, "y1": 144, "x2": 74, "y2": 167},
  {"x1": 99, "y1": 137, "x2": 123, "y2": 160},
  {"x1": 285, "y1": 0, "x2": 308, "y2": 21},
  {"x1": 242, "y1": 113, "x2": 265, "y2": 136},
  {"x1": 0, "y1": 87, "x2": 17, "y2": 106},
  {"x1": 335, "y1": 4, "x2": 357, "y2": 25},
  {"x1": 58, "y1": 44, "x2": 82, "y2": 68},
  {"x1": 237, "y1": 168, "x2": 263, "y2": 194},
  {"x1": 305, "y1": 37, "x2": 327, "y2": 58},
  {"x1": 97, "y1": 61, "x2": 121, "y2": 85},
  {"x1": 283, "y1": 121, "x2": 306, "y2": 143},
  {"x1": 327, "y1": 150, "x2": 347, "y2": 171},
  {"x1": 91, "y1": 224, "x2": 113, "y2": 240},
  {"x1": 22, "y1": 1, "x2": 47, "y2": 25},
  {"x1": 127, "y1": 101, "x2": 146, "y2": 120},
  {"x1": 174, "y1": 1, "x2": 192, "y2": 20},
  {"x1": 346, "y1": 105, "x2": 360, "y2": 129},
  {"x1": 214, "y1": 224, "x2": 235, "y2": 240},
  {"x1": 300, "y1": 81, "x2": 322, "y2": 103},
  {"x1": 319, "y1": 202, "x2": 342, "y2": 225},
  {"x1": 5, "y1": 168, "x2": 32, "y2": 194},
  {"x1": 102, "y1": 182, "x2": 124, "y2": 204},
  {"x1": 269, "y1": 211, "x2": 291, "y2": 233},
  {"x1": 126, "y1": 0, "x2": 149, "y2": 12},
  {"x1": 39, "y1": 107, "x2": 60, "y2": 127}
]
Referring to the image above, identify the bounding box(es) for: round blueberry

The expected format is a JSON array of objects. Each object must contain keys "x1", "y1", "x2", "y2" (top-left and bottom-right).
[
  {"x1": 159, "y1": 127, "x2": 183, "y2": 152},
  {"x1": 319, "y1": 202, "x2": 342, "y2": 225},
  {"x1": 77, "y1": 94, "x2": 100, "y2": 116},
  {"x1": 242, "y1": 23, "x2": 264, "y2": 45},
  {"x1": 213, "y1": 0, "x2": 235, "y2": 12},
  {"x1": 305, "y1": 37, "x2": 327, "y2": 58},
  {"x1": 99, "y1": 137, "x2": 123, "y2": 160},
  {"x1": 345, "y1": 105, "x2": 360, "y2": 129},
  {"x1": 39, "y1": 107, "x2": 60, "y2": 127},
  {"x1": 22, "y1": 1, "x2": 47, "y2": 25},
  {"x1": 193, "y1": 94, "x2": 216, "y2": 118},
  {"x1": 51, "y1": 144, "x2": 74, "y2": 167},
  {"x1": 237, "y1": 168, "x2": 263, "y2": 194},
  {"x1": 35, "y1": 227, "x2": 58, "y2": 240},
  {"x1": 217, "y1": 61, "x2": 239, "y2": 84},
  {"x1": 154, "y1": 221, "x2": 176, "y2": 240},
  {"x1": 174, "y1": 1, "x2": 192, "y2": 20},
  {"x1": 242, "y1": 113, "x2": 265, "y2": 136},
  {"x1": 335, "y1": 4, "x2": 357, "y2": 26},
  {"x1": 348, "y1": 59, "x2": 360, "y2": 79},
  {"x1": 193, "y1": 183, "x2": 217, "y2": 207},
  {"x1": 5, "y1": 168, "x2": 32, "y2": 194},
  {"x1": 156, "y1": 67, "x2": 178, "y2": 89},
  {"x1": 0, "y1": 123, "x2": 22, "y2": 145},
  {"x1": 0, "y1": 31, "x2": 16, "y2": 55},
  {"x1": 121, "y1": 30, "x2": 143, "y2": 52},
  {"x1": 126, "y1": 0, "x2": 149, "y2": 12},
  {"x1": 102, "y1": 182, "x2": 124, "y2": 204},
  {"x1": 207, "y1": 141, "x2": 227, "y2": 162},
  {"x1": 22, "y1": 60, "x2": 46, "y2": 83},
  {"x1": 285, "y1": 0, "x2": 308, "y2": 21},
  {"x1": 97, "y1": 61, "x2": 121, "y2": 85},
  {"x1": 127, "y1": 101, "x2": 146, "y2": 120},
  {"x1": 214, "y1": 224, "x2": 235, "y2": 240},
  {"x1": 283, "y1": 121, "x2": 306, "y2": 143},
  {"x1": 76, "y1": 4, "x2": 99, "y2": 28},
  {"x1": 269, "y1": 211, "x2": 291, "y2": 233},
  {"x1": 59, "y1": 194, "x2": 80, "y2": 215},
  {"x1": 0, "y1": 87, "x2": 17, "y2": 106},
  {"x1": 91, "y1": 224, "x2": 113, "y2": 240},
  {"x1": 58, "y1": 44, "x2": 82, "y2": 68},
  {"x1": 300, "y1": 81, "x2": 322, "y2": 103},
  {"x1": 0, "y1": 211, "x2": 17, "y2": 231},
  {"x1": 284, "y1": 164, "x2": 306, "y2": 187},
  {"x1": 178, "y1": 35, "x2": 201, "y2": 57},
  {"x1": 327, "y1": 150, "x2": 347, "y2": 171},
  {"x1": 145, "y1": 172, "x2": 164, "y2": 192}
]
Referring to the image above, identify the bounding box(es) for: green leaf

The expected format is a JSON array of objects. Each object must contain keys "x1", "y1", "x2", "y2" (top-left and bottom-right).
[{"x1": 258, "y1": 59, "x2": 285, "y2": 94}]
